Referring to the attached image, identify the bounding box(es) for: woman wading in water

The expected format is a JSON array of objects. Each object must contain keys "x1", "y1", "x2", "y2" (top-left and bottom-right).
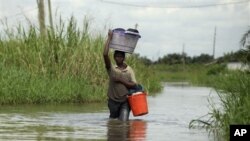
[{"x1": 103, "y1": 30, "x2": 137, "y2": 121}]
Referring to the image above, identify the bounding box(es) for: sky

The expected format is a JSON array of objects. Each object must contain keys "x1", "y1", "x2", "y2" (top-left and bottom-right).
[{"x1": 0, "y1": 0, "x2": 249, "y2": 61}]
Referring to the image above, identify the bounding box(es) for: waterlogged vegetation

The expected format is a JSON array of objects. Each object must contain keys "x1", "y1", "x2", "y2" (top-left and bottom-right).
[
  {"x1": 209, "y1": 71, "x2": 250, "y2": 141},
  {"x1": 148, "y1": 35, "x2": 250, "y2": 140},
  {"x1": 153, "y1": 62, "x2": 249, "y2": 141},
  {"x1": 191, "y1": 30, "x2": 249, "y2": 141},
  {"x1": 0, "y1": 15, "x2": 249, "y2": 141},
  {"x1": 0, "y1": 17, "x2": 162, "y2": 105}
]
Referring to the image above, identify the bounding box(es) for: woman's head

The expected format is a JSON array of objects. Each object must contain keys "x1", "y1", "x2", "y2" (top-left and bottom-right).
[{"x1": 114, "y1": 50, "x2": 125, "y2": 65}]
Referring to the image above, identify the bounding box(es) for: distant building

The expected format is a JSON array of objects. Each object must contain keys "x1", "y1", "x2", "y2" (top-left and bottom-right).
[{"x1": 227, "y1": 62, "x2": 249, "y2": 71}]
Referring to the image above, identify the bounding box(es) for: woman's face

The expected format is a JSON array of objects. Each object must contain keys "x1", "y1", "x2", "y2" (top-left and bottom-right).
[{"x1": 114, "y1": 53, "x2": 125, "y2": 65}]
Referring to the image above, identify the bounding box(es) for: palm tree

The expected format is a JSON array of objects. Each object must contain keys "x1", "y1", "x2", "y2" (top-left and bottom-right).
[
  {"x1": 240, "y1": 28, "x2": 250, "y2": 65},
  {"x1": 240, "y1": 27, "x2": 250, "y2": 48}
]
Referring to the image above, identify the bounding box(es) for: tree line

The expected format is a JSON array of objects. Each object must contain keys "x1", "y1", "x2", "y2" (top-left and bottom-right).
[
  {"x1": 136, "y1": 53, "x2": 214, "y2": 65},
  {"x1": 137, "y1": 28, "x2": 250, "y2": 66}
]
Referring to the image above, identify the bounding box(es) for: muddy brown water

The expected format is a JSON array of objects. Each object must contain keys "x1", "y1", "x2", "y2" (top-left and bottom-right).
[{"x1": 0, "y1": 83, "x2": 219, "y2": 141}]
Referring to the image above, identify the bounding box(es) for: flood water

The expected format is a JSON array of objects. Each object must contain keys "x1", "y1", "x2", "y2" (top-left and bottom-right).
[{"x1": 0, "y1": 83, "x2": 219, "y2": 141}]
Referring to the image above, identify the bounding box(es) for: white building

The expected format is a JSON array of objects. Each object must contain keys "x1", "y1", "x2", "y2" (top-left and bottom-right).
[{"x1": 227, "y1": 62, "x2": 249, "y2": 71}]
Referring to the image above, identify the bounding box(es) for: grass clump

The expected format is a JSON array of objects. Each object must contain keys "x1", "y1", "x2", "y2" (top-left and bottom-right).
[
  {"x1": 209, "y1": 71, "x2": 250, "y2": 140},
  {"x1": 189, "y1": 70, "x2": 250, "y2": 141},
  {"x1": 153, "y1": 63, "x2": 249, "y2": 141}
]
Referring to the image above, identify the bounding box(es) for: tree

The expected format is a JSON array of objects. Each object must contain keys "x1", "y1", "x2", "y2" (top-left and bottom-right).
[
  {"x1": 192, "y1": 54, "x2": 213, "y2": 64},
  {"x1": 240, "y1": 28, "x2": 250, "y2": 65},
  {"x1": 157, "y1": 53, "x2": 184, "y2": 65},
  {"x1": 240, "y1": 28, "x2": 250, "y2": 48}
]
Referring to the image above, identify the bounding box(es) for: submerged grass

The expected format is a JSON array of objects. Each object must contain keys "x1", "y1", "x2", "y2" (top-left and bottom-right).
[
  {"x1": 188, "y1": 69, "x2": 250, "y2": 141},
  {"x1": 154, "y1": 63, "x2": 249, "y2": 141},
  {"x1": 209, "y1": 71, "x2": 250, "y2": 140},
  {"x1": 0, "y1": 17, "x2": 162, "y2": 105}
]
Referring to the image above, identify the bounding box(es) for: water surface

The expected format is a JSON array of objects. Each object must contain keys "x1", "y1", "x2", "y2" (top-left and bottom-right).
[{"x1": 0, "y1": 83, "x2": 219, "y2": 141}]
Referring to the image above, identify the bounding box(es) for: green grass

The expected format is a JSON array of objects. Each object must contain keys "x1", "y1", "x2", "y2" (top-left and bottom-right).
[
  {"x1": 152, "y1": 63, "x2": 249, "y2": 141},
  {"x1": 2, "y1": 15, "x2": 249, "y2": 141},
  {"x1": 179, "y1": 65, "x2": 250, "y2": 141},
  {"x1": 208, "y1": 71, "x2": 250, "y2": 140},
  {"x1": 0, "y1": 16, "x2": 162, "y2": 105},
  {"x1": 150, "y1": 63, "x2": 227, "y2": 86}
]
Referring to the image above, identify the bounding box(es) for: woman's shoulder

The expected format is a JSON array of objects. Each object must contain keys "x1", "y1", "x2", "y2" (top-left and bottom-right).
[{"x1": 126, "y1": 65, "x2": 135, "y2": 72}]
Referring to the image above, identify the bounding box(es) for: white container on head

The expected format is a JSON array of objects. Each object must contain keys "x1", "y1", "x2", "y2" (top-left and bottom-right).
[{"x1": 109, "y1": 28, "x2": 141, "y2": 53}]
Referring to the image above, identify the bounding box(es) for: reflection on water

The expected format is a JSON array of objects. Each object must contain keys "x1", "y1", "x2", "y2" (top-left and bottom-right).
[
  {"x1": 107, "y1": 119, "x2": 147, "y2": 141},
  {"x1": 0, "y1": 84, "x2": 219, "y2": 141},
  {"x1": 107, "y1": 120, "x2": 129, "y2": 141},
  {"x1": 129, "y1": 120, "x2": 147, "y2": 141}
]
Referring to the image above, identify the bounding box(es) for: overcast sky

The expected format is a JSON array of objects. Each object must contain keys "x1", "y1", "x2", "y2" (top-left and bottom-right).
[{"x1": 0, "y1": 0, "x2": 249, "y2": 60}]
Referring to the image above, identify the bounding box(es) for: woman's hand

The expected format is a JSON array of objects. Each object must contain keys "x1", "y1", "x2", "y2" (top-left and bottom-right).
[
  {"x1": 108, "y1": 29, "x2": 113, "y2": 39},
  {"x1": 112, "y1": 76, "x2": 136, "y2": 89}
]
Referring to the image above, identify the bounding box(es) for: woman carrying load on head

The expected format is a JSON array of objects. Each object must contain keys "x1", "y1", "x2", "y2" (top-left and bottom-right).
[{"x1": 103, "y1": 30, "x2": 137, "y2": 121}]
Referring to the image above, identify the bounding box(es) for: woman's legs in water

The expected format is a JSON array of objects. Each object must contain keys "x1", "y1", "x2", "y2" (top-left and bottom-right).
[
  {"x1": 118, "y1": 100, "x2": 130, "y2": 121},
  {"x1": 108, "y1": 99, "x2": 130, "y2": 121}
]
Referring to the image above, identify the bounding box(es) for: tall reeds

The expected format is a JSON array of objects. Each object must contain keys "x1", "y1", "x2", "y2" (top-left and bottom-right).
[
  {"x1": 208, "y1": 71, "x2": 250, "y2": 140},
  {"x1": 189, "y1": 70, "x2": 250, "y2": 141},
  {"x1": 0, "y1": 16, "x2": 162, "y2": 105}
]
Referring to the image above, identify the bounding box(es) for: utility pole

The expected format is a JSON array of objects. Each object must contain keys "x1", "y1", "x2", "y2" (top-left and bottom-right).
[
  {"x1": 213, "y1": 26, "x2": 216, "y2": 59},
  {"x1": 48, "y1": 0, "x2": 54, "y2": 31},
  {"x1": 182, "y1": 43, "x2": 186, "y2": 87},
  {"x1": 135, "y1": 23, "x2": 138, "y2": 29},
  {"x1": 182, "y1": 43, "x2": 185, "y2": 66},
  {"x1": 37, "y1": 0, "x2": 46, "y2": 37}
]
